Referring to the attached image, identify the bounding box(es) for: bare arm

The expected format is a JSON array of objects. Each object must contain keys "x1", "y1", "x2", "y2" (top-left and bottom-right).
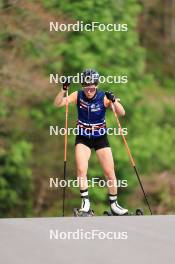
[
  {"x1": 112, "y1": 99, "x2": 125, "y2": 116},
  {"x1": 54, "y1": 89, "x2": 67, "y2": 107},
  {"x1": 104, "y1": 96, "x2": 125, "y2": 116},
  {"x1": 54, "y1": 90, "x2": 77, "y2": 107}
]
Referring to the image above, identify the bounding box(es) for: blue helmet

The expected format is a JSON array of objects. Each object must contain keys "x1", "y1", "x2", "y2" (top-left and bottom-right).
[{"x1": 81, "y1": 69, "x2": 99, "y2": 85}]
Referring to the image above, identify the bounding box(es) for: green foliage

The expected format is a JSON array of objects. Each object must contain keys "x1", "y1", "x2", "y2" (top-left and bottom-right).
[
  {"x1": 29, "y1": 100, "x2": 65, "y2": 128},
  {"x1": 0, "y1": 141, "x2": 33, "y2": 217},
  {"x1": 0, "y1": 102, "x2": 8, "y2": 118},
  {"x1": 139, "y1": 0, "x2": 175, "y2": 89}
]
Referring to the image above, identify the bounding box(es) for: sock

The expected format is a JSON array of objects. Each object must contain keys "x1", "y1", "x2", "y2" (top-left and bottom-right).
[
  {"x1": 109, "y1": 194, "x2": 117, "y2": 205},
  {"x1": 80, "y1": 189, "x2": 90, "y2": 212}
]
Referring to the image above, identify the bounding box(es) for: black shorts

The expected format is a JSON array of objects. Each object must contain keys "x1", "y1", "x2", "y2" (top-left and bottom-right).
[{"x1": 75, "y1": 134, "x2": 110, "y2": 151}]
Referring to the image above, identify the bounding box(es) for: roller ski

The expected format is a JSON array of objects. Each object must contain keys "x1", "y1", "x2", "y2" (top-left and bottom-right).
[
  {"x1": 103, "y1": 208, "x2": 144, "y2": 216},
  {"x1": 73, "y1": 190, "x2": 94, "y2": 217},
  {"x1": 73, "y1": 208, "x2": 94, "y2": 217},
  {"x1": 105, "y1": 194, "x2": 143, "y2": 216}
]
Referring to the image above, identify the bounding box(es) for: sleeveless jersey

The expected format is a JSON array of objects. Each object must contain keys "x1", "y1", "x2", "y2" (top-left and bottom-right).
[{"x1": 77, "y1": 90, "x2": 107, "y2": 137}]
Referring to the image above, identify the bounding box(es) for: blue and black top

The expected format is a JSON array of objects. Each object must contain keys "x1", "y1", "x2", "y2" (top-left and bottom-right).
[{"x1": 77, "y1": 90, "x2": 107, "y2": 138}]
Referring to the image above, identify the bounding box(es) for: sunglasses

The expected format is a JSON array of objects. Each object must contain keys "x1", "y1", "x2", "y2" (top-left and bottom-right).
[{"x1": 83, "y1": 86, "x2": 96, "y2": 93}]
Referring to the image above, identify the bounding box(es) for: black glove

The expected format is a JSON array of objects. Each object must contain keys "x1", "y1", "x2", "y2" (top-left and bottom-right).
[
  {"x1": 62, "y1": 77, "x2": 71, "y2": 91},
  {"x1": 105, "y1": 91, "x2": 116, "y2": 103}
]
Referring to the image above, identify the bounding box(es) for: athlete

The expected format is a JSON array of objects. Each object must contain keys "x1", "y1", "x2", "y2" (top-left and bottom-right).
[{"x1": 54, "y1": 69, "x2": 128, "y2": 215}]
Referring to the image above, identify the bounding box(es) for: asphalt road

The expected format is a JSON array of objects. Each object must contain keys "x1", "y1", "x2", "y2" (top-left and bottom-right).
[{"x1": 0, "y1": 216, "x2": 174, "y2": 264}]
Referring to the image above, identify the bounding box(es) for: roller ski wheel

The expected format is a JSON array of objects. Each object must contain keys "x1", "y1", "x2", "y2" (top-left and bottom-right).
[
  {"x1": 73, "y1": 208, "x2": 94, "y2": 217},
  {"x1": 103, "y1": 210, "x2": 113, "y2": 216},
  {"x1": 135, "y1": 208, "x2": 144, "y2": 215}
]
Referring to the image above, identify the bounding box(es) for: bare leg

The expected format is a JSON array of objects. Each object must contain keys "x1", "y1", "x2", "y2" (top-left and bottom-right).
[
  {"x1": 96, "y1": 147, "x2": 128, "y2": 215},
  {"x1": 96, "y1": 147, "x2": 117, "y2": 194},
  {"x1": 75, "y1": 143, "x2": 91, "y2": 190},
  {"x1": 75, "y1": 143, "x2": 91, "y2": 212}
]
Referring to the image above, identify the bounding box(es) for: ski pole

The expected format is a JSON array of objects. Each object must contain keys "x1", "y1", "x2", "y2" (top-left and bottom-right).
[
  {"x1": 111, "y1": 103, "x2": 153, "y2": 215},
  {"x1": 63, "y1": 90, "x2": 69, "y2": 217}
]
